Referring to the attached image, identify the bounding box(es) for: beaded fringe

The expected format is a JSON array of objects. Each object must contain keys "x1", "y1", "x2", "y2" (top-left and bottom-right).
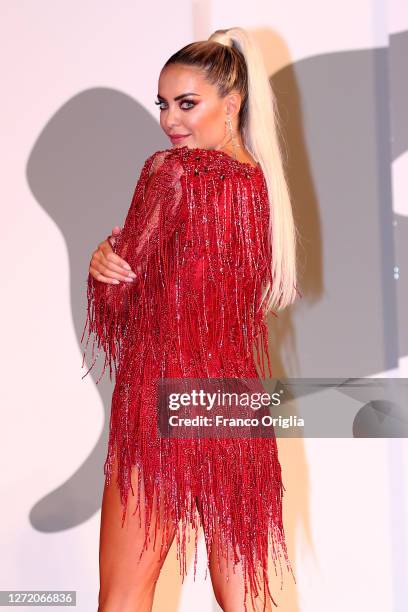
[{"x1": 81, "y1": 146, "x2": 297, "y2": 610}]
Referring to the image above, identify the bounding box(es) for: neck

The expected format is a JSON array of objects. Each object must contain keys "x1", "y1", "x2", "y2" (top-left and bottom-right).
[{"x1": 216, "y1": 131, "x2": 243, "y2": 160}]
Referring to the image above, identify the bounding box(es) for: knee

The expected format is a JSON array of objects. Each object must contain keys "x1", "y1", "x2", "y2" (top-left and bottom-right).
[
  {"x1": 98, "y1": 581, "x2": 157, "y2": 612},
  {"x1": 98, "y1": 561, "x2": 162, "y2": 612}
]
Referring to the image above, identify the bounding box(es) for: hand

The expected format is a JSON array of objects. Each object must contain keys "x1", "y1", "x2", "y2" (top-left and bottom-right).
[{"x1": 89, "y1": 226, "x2": 136, "y2": 285}]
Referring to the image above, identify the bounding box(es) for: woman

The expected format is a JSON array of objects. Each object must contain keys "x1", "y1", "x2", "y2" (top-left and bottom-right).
[{"x1": 82, "y1": 27, "x2": 300, "y2": 612}]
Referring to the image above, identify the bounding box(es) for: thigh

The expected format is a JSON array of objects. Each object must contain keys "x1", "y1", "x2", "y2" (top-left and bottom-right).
[
  {"x1": 99, "y1": 454, "x2": 177, "y2": 610},
  {"x1": 207, "y1": 523, "x2": 273, "y2": 612}
]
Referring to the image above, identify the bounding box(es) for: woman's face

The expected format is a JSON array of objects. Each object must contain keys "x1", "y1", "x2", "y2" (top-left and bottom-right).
[{"x1": 156, "y1": 63, "x2": 239, "y2": 150}]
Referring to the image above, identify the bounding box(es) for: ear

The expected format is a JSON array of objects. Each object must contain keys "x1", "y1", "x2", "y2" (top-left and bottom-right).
[{"x1": 224, "y1": 91, "x2": 241, "y2": 120}]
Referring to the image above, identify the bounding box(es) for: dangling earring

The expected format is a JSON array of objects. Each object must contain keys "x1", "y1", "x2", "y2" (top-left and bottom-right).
[{"x1": 226, "y1": 116, "x2": 241, "y2": 159}]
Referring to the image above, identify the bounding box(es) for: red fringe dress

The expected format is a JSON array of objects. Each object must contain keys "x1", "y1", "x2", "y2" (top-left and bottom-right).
[{"x1": 81, "y1": 145, "x2": 295, "y2": 610}]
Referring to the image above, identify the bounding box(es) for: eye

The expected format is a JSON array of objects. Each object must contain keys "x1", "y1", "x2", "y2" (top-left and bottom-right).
[
  {"x1": 180, "y1": 99, "x2": 196, "y2": 109},
  {"x1": 154, "y1": 99, "x2": 196, "y2": 110}
]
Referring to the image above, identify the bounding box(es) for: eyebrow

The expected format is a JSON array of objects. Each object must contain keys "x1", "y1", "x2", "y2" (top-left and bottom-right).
[{"x1": 156, "y1": 92, "x2": 201, "y2": 101}]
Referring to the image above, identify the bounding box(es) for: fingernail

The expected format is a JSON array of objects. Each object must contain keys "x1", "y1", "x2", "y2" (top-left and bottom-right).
[
  {"x1": 112, "y1": 279, "x2": 120, "y2": 284},
  {"x1": 123, "y1": 263, "x2": 131, "y2": 270},
  {"x1": 124, "y1": 276, "x2": 134, "y2": 282},
  {"x1": 129, "y1": 272, "x2": 136, "y2": 278}
]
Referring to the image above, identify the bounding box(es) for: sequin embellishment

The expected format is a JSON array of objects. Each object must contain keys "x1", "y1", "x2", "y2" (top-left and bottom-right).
[{"x1": 81, "y1": 145, "x2": 295, "y2": 610}]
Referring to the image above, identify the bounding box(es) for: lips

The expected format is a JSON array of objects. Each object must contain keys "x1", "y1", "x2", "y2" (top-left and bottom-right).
[{"x1": 168, "y1": 133, "x2": 190, "y2": 143}]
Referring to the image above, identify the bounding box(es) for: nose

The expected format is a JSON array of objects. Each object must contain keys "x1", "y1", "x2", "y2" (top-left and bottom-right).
[{"x1": 162, "y1": 105, "x2": 182, "y2": 131}]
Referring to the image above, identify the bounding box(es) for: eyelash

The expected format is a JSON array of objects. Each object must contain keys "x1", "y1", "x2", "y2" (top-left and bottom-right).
[{"x1": 154, "y1": 99, "x2": 196, "y2": 110}]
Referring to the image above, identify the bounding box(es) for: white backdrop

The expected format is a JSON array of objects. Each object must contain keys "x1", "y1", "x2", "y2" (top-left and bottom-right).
[{"x1": 1, "y1": 1, "x2": 408, "y2": 610}]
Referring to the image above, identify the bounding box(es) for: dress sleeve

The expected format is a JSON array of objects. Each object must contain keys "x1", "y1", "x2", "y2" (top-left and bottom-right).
[{"x1": 81, "y1": 150, "x2": 186, "y2": 383}]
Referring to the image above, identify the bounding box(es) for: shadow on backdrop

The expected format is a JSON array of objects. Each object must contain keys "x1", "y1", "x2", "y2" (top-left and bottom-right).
[{"x1": 24, "y1": 27, "x2": 408, "y2": 611}]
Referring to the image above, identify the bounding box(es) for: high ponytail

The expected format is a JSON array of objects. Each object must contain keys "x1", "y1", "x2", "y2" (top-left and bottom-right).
[{"x1": 163, "y1": 26, "x2": 301, "y2": 312}]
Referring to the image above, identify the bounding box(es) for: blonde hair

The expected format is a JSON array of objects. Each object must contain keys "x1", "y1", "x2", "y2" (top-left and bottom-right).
[{"x1": 163, "y1": 26, "x2": 300, "y2": 313}]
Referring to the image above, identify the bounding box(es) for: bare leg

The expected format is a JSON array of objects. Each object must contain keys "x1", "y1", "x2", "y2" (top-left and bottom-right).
[
  {"x1": 98, "y1": 455, "x2": 177, "y2": 612},
  {"x1": 207, "y1": 523, "x2": 273, "y2": 612}
]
